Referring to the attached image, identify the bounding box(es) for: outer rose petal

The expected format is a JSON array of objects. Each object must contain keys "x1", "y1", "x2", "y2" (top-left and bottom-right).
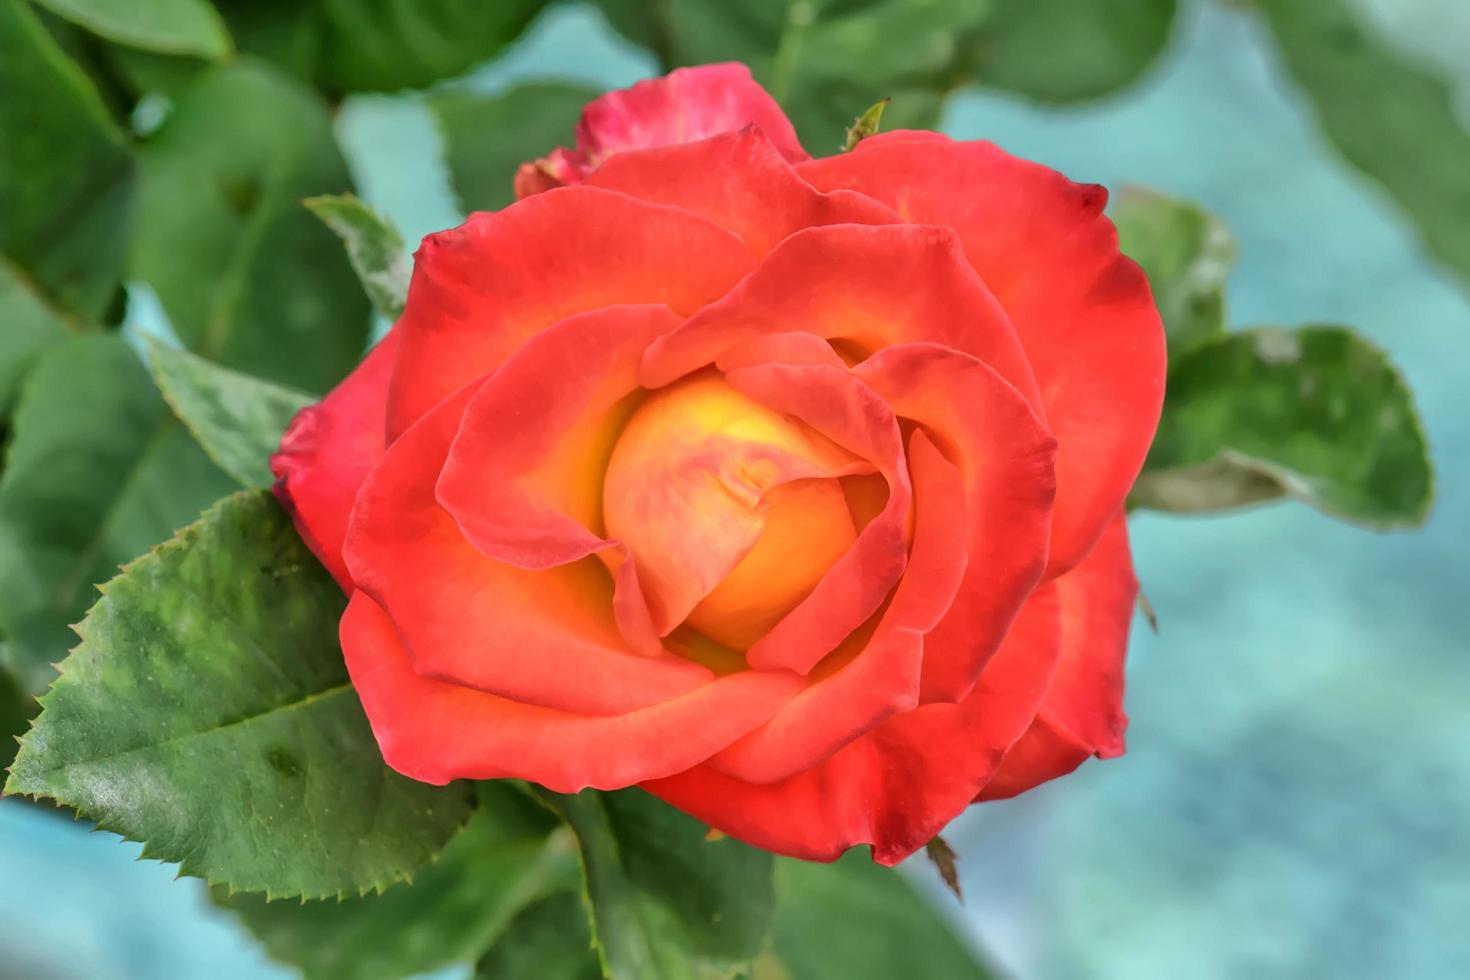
[
  {"x1": 270, "y1": 329, "x2": 398, "y2": 589},
  {"x1": 979, "y1": 513, "x2": 1136, "y2": 801},
  {"x1": 387, "y1": 187, "x2": 756, "y2": 440},
  {"x1": 589, "y1": 128, "x2": 898, "y2": 254},
  {"x1": 643, "y1": 583, "x2": 1064, "y2": 865},
  {"x1": 707, "y1": 429, "x2": 969, "y2": 784},
  {"x1": 799, "y1": 134, "x2": 1166, "y2": 575},
  {"x1": 518, "y1": 63, "x2": 808, "y2": 196},
  {"x1": 639, "y1": 223, "x2": 1043, "y2": 414},
  {"x1": 345, "y1": 381, "x2": 714, "y2": 716},
  {"x1": 341, "y1": 591, "x2": 804, "y2": 791},
  {"x1": 854, "y1": 343, "x2": 1057, "y2": 705}
]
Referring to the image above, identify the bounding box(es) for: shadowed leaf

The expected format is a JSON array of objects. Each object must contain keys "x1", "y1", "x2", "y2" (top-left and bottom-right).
[
  {"x1": 0, "y1": 335, "x2": 234, "y2": 694},
  {"x1": 32, "y1": 0, "x2": 232, "y2": 59},
  {"x1": 220, "y1": 783, "x2": 578, "y2": 979},
  {"x1": 534, "y1": 787, "x2": 775, "y2": 980},
  {"x1": 129, "y1": 61, "x2": 370, "y2": 391}
]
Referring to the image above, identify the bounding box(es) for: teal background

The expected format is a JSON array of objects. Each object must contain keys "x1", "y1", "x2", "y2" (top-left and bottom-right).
[{"x1": 2, "y1": 1, "x2": 1466, "y2": 976}]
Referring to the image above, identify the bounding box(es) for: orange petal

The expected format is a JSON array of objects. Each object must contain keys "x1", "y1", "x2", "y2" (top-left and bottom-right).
[
  {"x1": 386, "y1": 187, "x2": 755, "y2": 440},
  {"x1": 589, "y1": 127, "x2": 898, "y2": 254},
  {"x1": 342, "y1": 591, "x2": 804, "y2": 791},
  {"x1": 344, "y1": 380, "x2": 714, "y2": 716},
  {"x1": 801, "y1": 134, "x2": 1166, "y2": 575}
]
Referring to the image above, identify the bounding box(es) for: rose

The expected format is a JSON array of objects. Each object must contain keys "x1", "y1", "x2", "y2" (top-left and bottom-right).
[{"x1": 272, "y1": 63, "x2": 1165, "y2": 864}]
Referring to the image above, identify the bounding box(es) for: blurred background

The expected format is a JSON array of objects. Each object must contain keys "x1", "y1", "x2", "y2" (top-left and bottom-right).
[{"x1": 1, "y1": 0, "x2": 1466, "y2": 976}]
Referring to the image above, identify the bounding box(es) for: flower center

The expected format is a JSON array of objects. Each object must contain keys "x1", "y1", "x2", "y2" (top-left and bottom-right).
[{"x1": 603, "y1": 371, "x2": 871, "y2": 651}]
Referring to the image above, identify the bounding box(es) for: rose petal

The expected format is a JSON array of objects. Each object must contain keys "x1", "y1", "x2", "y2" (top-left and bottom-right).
[
  {"x1": 643, "y1": 582, "x2": 1063, "y2": 864},
  {"x1": 518, "y1": 63, "x2": 809, "y2": 197},
  {"x1": 800, "y1": 134, "x2": 1166, "y2": 575},
  {"x1": 707, "y1": 429, "x2": 969, "y2": 783},
  {"x1": 387, "y1": 187, "x2": 756, "y2": 441},
  {"x1": 854, "y1": 343, "x2": 1057, "y2": 704},
  {"x1": 979, "y1": 512, "x2": 1136, "y2": 800},
  {"x1": 437, "y1": 304, "x2": 682, "y2": 569},
  {"x1": 721, "y1": 362, "x2": 911, "y2": 675},
  {"x1": 342, "y1": 591, "x2": 804, "y2": 791},
  {"x1": 270, "y1": 329, "x2": 399, "y2": 590},
  {"x1": 589, "y1": 127, "x2": 898, "y2": 254},
  {"x1": 638, "y1": 223, "x2": 1041, "y2": 415},
  {"x1": 602, "y1": 371, "x2": 872, "y2": 640},
  {"x1": 344, "y1": 381, "x2": 715, "y2": 716}
]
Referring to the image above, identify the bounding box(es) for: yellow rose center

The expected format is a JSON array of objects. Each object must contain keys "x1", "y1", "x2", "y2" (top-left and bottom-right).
[{"x1": 603, "y1": 371, "x2": 870, "y2": 651}]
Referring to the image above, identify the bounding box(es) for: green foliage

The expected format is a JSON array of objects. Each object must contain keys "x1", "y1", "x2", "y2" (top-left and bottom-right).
[
  {"x1": 147, "y1": 340, "x2": 314, "y2": 489},
  {"x1": 129, "y1": 60, "x2": 370, "y2": 392},
  {"x1": 0, "y1": 258, "x2": 75, "y2": 413},
  {"x1": 0, "y1": 335, "x2": 235, "y2": 694},
  {"x1": 1259, "y1": 0, "x2": 1470, "y2": 290},
  {"x1": 973, "y1": 0, "x2": 1176, "y2": 102},
  {"x1": 429, "y1": 82, "x2": 600, "y2": 213},
  {"x1": 475, "y1": 892, "x2": 603, "y2": 980},
  {"x1": 0, "y1": 666, "x2": 26, "y2": 772},
  {"x1": 595, "y1": 0, "x2": 988, "y2": 152},
  {"x1": 769, "y1": 851, "x2": 994, "y2": 979},
  {"x1": 4, "y1": 490, "x2": 474, "y2": 898},
  {"x1": 1112, "y1": 186, "x2": 1236, "y2": 356},
  {"x1": 594, "y1": 0, "x2": 1175, "y2": 151},
  {"x1": 219, "y1": 782, "x2": 580, "y2": 979},
  {"x1": 31, "y1": 0, "x2": 232, "y2": 59},
  {"x1": 0, "y1": 0, "x2": 133, "y2": 320},
  {"x1": 1133, "y1": 325, "x2": 1433, "y2": 526},
  {"x1": 304, "y1": 194, "x2": 411, "y2": 319},
  {"x1": 536, "y1": 787, "x2": 776, "y2": 980},
  {"x1": 216, "y1": 0, "x2": 548, "y2": 94}
]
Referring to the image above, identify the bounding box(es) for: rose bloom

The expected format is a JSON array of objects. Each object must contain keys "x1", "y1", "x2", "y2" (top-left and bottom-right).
[{"x1": 273, "y1": 64, "x2": 1165, "y2": 864}]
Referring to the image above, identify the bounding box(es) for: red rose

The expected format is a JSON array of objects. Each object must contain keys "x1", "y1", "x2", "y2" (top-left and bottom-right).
[{"x1": 272, "y1": 63, "x2": 1165, "y2": 864}]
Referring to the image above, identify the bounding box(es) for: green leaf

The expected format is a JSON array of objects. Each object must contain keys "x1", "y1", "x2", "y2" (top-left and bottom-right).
[
  {"x1": 429, "y1": 82, "x2": 601, "y2": 213},
  {"x1": 1133, "y1": 325, "x2": 1433, "y2": 527},
  {"x1": 147, "y1": 340, "x2": 314, "y2": 489},
  {"x1": 1259, "y1": 0, "x2": 1470, "y2": 290},
  {"x1": 216, "y1": 0, "x2": 547, "y2": 94},
  {"x1": 770, "y1": 852, "x2": 995, "y2": 979},
  {"x1": 304, "y1": 194, "x2": 410, "y2": 320},
  {"x1": 0, "y1": 334, "x2": 235, "y2": 694},
  {"x1": 219, "y1": 783, "x2": 580, "y2": 979},
  {"x1": 4, "y1": 489, "x2": 474, "y2": 898},
  {"x1": 764, "y1": 852, "x2": 993, "y2": 975},
  {"x1": 1111, "y1": 186, "x2": 1236, "y2": 356},
  {"x1": 31, "y1": 0, "x2": 232, "y2": 59},
  {"x1": 972, "y1": 0, "x2": 1176, "y2": 102},
  {"x1": 0, "y1": 666, "x2": 27, "y2": 772},
  {"x1": 475, "y1": 892, "x2": 602, "y2": 980},
  {"x1": 535, "y1": 787, "x2": 775, "y2": 980},
  {"x1": 129, "y1": 60, "x2": 370, "y2": 392},
  {"x1": 0, "y1": 0, "x2": 133, "y2": 320},
  {"x1": 0, "y1": 256, "x2": 76, "y2": 414},
  {"x1": 313, "y1": 0, "x2": 547, "y2": 93}
]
